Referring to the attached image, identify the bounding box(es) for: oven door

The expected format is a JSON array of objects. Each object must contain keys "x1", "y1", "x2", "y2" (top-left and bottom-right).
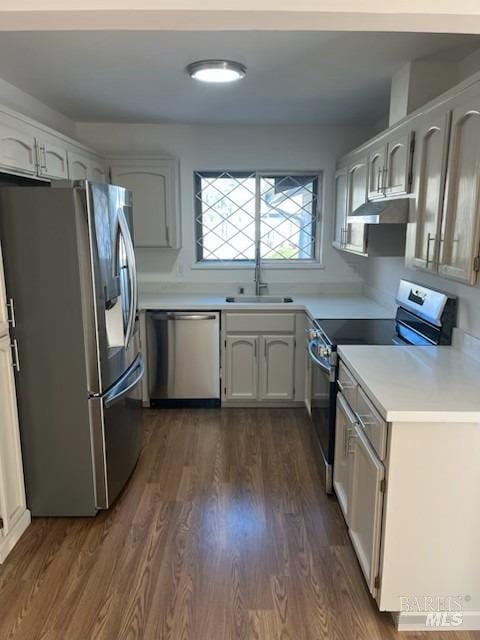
[{"x1": 308, "y1": 340, "x2": 337, "y2": 493}]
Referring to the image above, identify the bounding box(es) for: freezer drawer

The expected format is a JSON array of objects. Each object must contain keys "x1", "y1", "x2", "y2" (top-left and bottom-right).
[
  {"x1": 147, "y1": 311, "x2": 220, "y2": 400},
  {"x1": 90, "y1": 354, "x2": 144, "y2": 509}
]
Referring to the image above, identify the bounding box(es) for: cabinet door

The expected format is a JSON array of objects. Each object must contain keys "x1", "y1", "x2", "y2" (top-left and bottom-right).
[
  {"x1": 38, "y1": 139, "x2": 69, "y2": 179},
  {"x1": 348, "y1": 421, "x2": 384, "y2": 596},
  {"x1": 384, "y1": 130, "x2": 414, "y2": 196},
  {"x1": 0, "y1": 124, "x2": 37, "y2": 176},
  {"x1": 68, "y1": 150, "x2": 89, "y2": 180},
  {"x1": 0, "y1": 243, "x2": 8, "y2": 338},
  {"x1": 89, "y1": 160, "x2": 107, "y2": 183},
  {"x1": 439, "y1": 99, "x2": 480, "y2": 285},
  {"x1": 0, "y1": 336, "x2": 27, "y2": 536},
  {"x1": 333, "y1": 167, "x2": 348, "y2": 248},
  {"x1": 367, "y1": 143, "x2": 387, "y2": 200},
  {"x1": 333, "y1": 392, "x2": 355, "y2": 522},
  {"x1": 345, "y1": 158, "x2": 368, "y2": 254},
  {"x1": 260, "y1": 335, "x2": 295, "y2": 401},
  {"x1": 225, "y1": 336, "x2": 258, "y2": 401},
  {"x1": 412, "y1": 111, "x2": 451, "y2": 272},
  {"x1": 111, "y1": 161, "x2": 180, "y2": 248}
]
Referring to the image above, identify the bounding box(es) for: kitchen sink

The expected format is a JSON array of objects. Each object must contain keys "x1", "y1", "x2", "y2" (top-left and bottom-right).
[{"x1": 225, "y1": 296, "x2": 293, "y2": 303}]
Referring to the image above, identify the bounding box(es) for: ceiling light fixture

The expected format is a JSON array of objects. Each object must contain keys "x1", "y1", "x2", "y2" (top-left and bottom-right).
[{"x1": 186, "y1": 60, "x2": 247, "y2": 83}]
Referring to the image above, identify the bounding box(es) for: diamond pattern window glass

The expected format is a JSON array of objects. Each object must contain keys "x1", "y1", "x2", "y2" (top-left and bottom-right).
[{"x1": 195, "y1": 171, "x2": 321, "y2": 262}]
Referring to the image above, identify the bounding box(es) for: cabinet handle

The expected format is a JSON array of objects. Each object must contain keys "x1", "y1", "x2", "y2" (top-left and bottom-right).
[
  {"x1": 6, "y1": 297, "x2": 16, "y2": 327},
  {"x1": 10, "y1": 339, "x2": 20, "y2": 372},
  {"x1": 165, "y1": 225, "x2": 170, "y2": 246},
  {"x1": 264, "y1": 340, "x2": 267, "y2": 358},
  {"x1": 426, "y1": 233, "x2": 436, "y2": 266},
  {"x1": 254, "y1": 340, "x2": 257, "y2": 359},
  {"x1": 376, "y1": 167, "x2": 382, "y2": 193},
  {"x1": 347, "y1": 429, "x2": 357, "y2": 455}
]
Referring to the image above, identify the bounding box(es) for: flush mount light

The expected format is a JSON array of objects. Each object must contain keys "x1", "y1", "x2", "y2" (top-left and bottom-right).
[{"x1": 186, "y1": 60, "x2": 247, "y2": 83}]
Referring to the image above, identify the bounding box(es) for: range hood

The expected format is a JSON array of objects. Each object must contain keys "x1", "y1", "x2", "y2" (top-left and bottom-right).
[{"x1": 348, "y1": 198, "x2": 409, "y2": 225}]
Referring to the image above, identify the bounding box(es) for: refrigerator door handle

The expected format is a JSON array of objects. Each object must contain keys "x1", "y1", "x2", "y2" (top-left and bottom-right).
[
  {"x1": 104, "y1": 356, "x2": 144, "y2": 409},
  {"x1": 117, "y1": 207, "x2": 137, "y2": 349}
]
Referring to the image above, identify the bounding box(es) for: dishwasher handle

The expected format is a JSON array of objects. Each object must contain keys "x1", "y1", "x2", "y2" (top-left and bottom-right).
[{"x1": 149, "y1": 312, "x2": 217, "y2": 321}]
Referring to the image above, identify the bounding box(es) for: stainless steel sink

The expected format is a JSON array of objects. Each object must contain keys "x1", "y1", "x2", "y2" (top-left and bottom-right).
[{"x1": 225, "y1": 296, "x2": 293, "y2": 303}]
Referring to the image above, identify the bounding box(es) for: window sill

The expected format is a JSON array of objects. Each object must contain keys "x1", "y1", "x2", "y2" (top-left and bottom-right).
[{"x1": 192, "y1": 261, "x2": 325, "y2": 271}]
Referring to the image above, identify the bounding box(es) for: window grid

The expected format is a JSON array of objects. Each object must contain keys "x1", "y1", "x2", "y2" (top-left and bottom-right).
[{"x1": 194, "y1": 171, "x2": 321, "y2": 263}]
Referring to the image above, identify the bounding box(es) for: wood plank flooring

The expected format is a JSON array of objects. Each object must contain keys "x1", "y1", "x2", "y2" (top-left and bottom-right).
[{"x1": 0, "y1": 408, "x2": 477, "y2": 640}]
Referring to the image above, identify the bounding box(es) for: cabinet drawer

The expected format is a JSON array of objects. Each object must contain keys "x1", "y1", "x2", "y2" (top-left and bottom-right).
[
  {"x1": 225, "y1": 313, "x2": 295, "y2": 334},
  {"x1": 356, "y1": 386, "x2": 387, "y2": 461},
  {"x1": 338, "y1": 361, "x2": 357, "y2": 410}
]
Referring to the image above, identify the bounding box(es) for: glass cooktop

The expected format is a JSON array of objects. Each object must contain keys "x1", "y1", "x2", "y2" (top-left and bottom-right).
[{"x1": 315, "y1": 318, "x2": 399, "y2": 346}]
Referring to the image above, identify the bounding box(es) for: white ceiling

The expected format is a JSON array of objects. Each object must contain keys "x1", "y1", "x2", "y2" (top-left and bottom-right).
[{"x1": 0, "y1": 31, "x2": 478, "y2": 125}]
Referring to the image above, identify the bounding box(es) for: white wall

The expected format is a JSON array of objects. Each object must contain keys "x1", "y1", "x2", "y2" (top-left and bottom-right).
[
  {"x1": 77, "y1": 122, "x2": 372, "y2": 293},
  {"x1": 355, "y1": 256, "x2": 480, "y2": 339},
  {"x1": 0, "y1": 77, "x2": 76, "y2": 137}
]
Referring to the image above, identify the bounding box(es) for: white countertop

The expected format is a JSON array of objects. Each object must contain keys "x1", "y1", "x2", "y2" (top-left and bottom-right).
[
  {"x1": 139, "y1": 293, "x2": 393, "y2": 321},
  {"x1": 338, "y1": 345, "x2": 480, "y2": 423}
]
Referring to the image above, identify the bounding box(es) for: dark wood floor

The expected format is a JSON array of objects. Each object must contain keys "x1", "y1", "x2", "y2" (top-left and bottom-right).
[{"x1": 0, "y1": 408, "x2": 477, "y2": 640}]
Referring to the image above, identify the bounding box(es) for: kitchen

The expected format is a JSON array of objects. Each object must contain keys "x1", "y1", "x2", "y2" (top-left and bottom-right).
[{"x1": 1, "y1": 11, "x2": 480, "y2": 638}]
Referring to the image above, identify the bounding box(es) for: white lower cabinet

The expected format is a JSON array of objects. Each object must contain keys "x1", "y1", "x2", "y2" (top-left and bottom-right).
[
  {"x1": 334, "y1": 376, "x2": 385, "y2": 598},
  {"x1": 260, "y1": 335, "x2": 295, "y2": 401},
  {"x1": 225, "y1": 336, "x2": 258, "y2": 401},
  {"x1": 333, "y1": 393, "x2": 355, "y2": 520},
  {"x1": 223, "y1": 313, "x2": 298, "y2": 404},
  {"x1": 0, "y1": 335, "x2": 30, "y2": 562},
  {"x1": 348, "y1": 421, "x2": 384, "y2": 594}
]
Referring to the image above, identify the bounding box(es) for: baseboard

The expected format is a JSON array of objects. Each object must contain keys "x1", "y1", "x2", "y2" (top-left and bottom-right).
[
  {"x1": 221, "y1": 400, "x2": 305, "y2": 409},
  {"x1": 394, "y1": 610, "x2": 480, "y2": 631},
  {"x1": 0, "y1": 509, "x2": 31, "y2": 564}
]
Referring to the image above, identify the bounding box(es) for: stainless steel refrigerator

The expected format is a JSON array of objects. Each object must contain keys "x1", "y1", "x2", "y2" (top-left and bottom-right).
[{"x1": 0, "y1": 181, "x2": 144, "y2": 516}]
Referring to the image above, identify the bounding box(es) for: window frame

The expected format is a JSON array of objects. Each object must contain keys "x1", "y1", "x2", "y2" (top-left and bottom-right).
[{"x1": 193, "y1": 169, "x2": 324, "y2": 268}]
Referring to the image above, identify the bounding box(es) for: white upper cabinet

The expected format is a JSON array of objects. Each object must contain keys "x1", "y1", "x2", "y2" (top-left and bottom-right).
[
  {"x1": 383, "y1": 130, "x2": 414, "y2": 197},
  {"x1": 366, "y1": 131, "x2": 413, "y2": 200},
  {"x1": 0, "y1": 111, "x2": 106, "y2": 183},
  {"x1": 367, "y1": 142, "x2": 388, "y2": 200},
  {"x1": 439, "y1": 96, "x2": 480, "y2": 285},
  {"x1": 37, "y1": 138, "x2": 69, "y2": 180},
  {"x1": 345, "y1": 156, "x2": 368, "y2": 254},
  {"x1": 90, "y1": 162, "x2": 107, "y2": 183},
  {"x1": 0, "y1": 123, "x2": 37, "y2": 176},
  {"x1": 68, "y1": 150, "x2": 106, "y2": 183},
  {"x1": 411, "y1": 110, "x2": 451, "y2": 272},
  {"x1": 259, "y1": 335, "x2": 295, "y2": 401},
  {"x1": 333, "y1": 167, "x2": 348, "y2": 248},
  {"x1": 68, "y1": 151, "x2": 89, "y2": 180},
  {"x1": 110, "y1": 158, "x2": 181, "y2": 249}
]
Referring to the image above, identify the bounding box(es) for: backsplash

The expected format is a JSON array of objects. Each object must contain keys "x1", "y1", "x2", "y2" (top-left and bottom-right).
[{"x1": 138, "y1": 279, "x2": 362, "y2": 296}]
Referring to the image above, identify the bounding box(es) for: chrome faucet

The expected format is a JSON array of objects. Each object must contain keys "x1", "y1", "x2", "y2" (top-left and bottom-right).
[{"x1": 254, "y1": 245, "x2": 268, "y2": 296}]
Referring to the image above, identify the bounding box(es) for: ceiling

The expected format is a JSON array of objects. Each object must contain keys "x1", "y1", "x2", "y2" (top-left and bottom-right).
[{"x1": 0, "y1": 31, "x2": 478, "y2": 125}]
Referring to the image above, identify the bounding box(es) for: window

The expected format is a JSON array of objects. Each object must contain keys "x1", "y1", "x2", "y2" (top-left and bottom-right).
[{"x1": 194, "y1": 171, "x2": 321, "y2": 263}]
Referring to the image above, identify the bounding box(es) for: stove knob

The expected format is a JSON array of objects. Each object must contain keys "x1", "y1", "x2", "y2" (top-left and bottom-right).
[{"x1": 318, "y1": 346, "x2": 331, "y2": 359}]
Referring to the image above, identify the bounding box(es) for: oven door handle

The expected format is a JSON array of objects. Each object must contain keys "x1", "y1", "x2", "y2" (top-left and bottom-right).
[{"x1": 307, "y1": 340, "x2": 335, "y2": 381}]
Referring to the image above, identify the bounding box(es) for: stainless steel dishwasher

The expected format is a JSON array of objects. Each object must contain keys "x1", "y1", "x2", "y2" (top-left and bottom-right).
[{"x1": 146, "y1": 311, "x2": 220, "y2": 406}]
